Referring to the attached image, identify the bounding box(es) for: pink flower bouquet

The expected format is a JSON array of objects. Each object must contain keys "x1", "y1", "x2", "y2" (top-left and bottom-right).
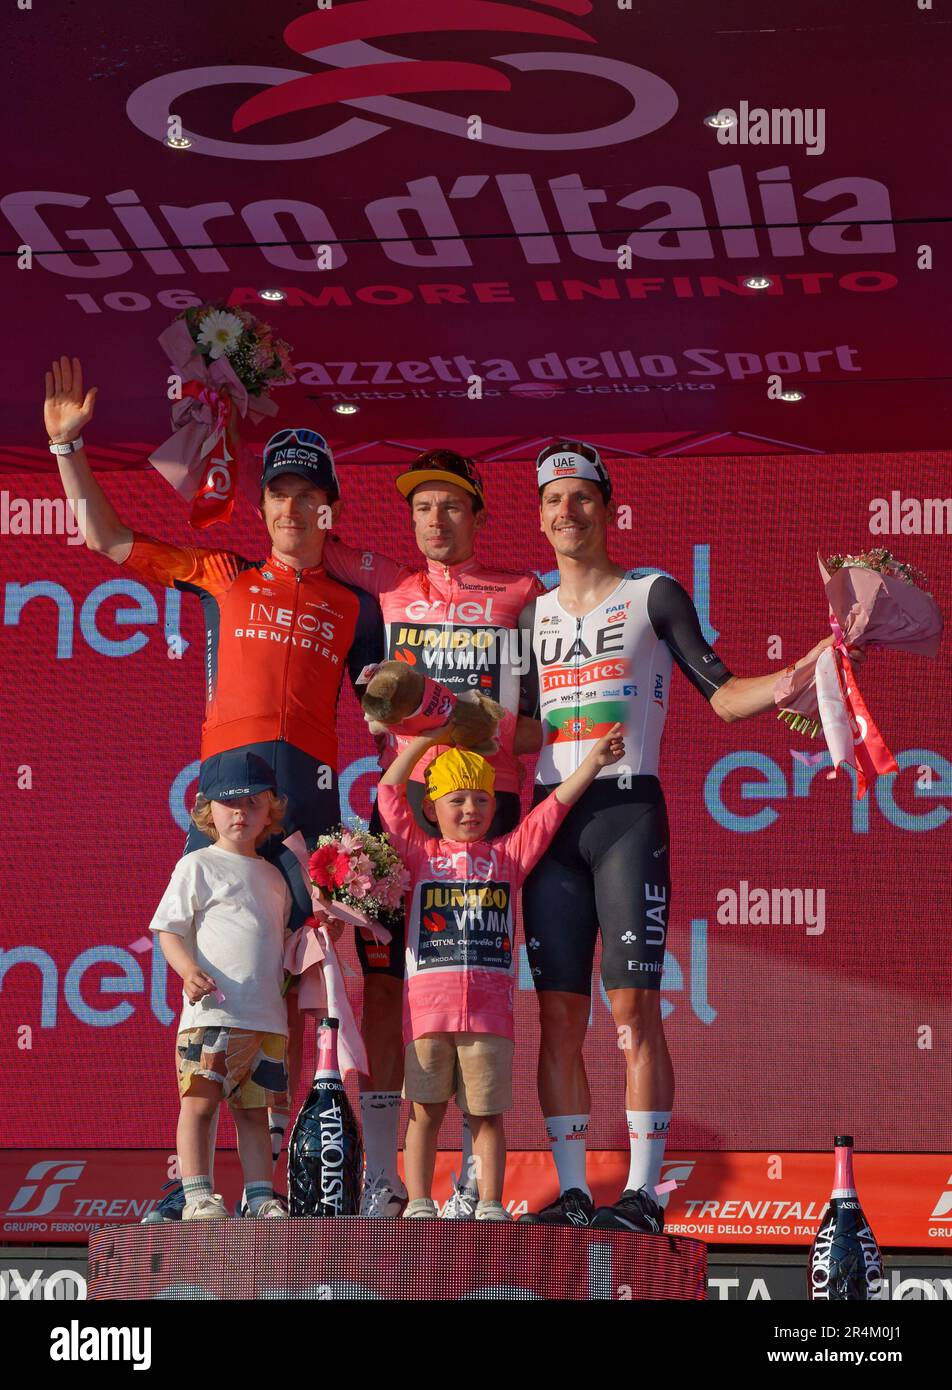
[
  {"x1": 278, "y1": 827, "x2": 408, "y2": 1078},
  {"x1": 148, "y1": 303, "x2": 294, "y2": 528},
  {"x1": 774, "y1": 549, "x2": 943, "y2": 798},
  {"x1": 307, "y1": 826, "x2": 410, "y2": 935}
]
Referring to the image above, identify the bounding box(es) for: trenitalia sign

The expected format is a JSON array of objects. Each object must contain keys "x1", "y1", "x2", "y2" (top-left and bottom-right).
[{"x1": 3, "y1": 1150, "x2": 951, "y2": 1250}]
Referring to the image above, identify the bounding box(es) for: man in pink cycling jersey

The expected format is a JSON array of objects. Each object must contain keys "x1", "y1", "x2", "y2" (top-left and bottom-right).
[{"x1": 325, "y1": 449, "x2": 542, "y2": 1217}]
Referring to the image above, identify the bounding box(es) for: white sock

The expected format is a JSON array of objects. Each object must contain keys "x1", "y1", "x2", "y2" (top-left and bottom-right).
[
  {"x1": 546, "y1": 1114, "x2": 590, "y2": 1197},
  {"x1": 244, "y1": 1181, "x2": 273, "y2": 1216},
  {"x1": 360, "y1": 1091, "x2": 402, "y2": 1185},
  {"x1": 625, "y1": 1110, "x2": 672, "y2": 1195},
  {"x1": 182, "y1": 1174, "x2": 212, "y2": 1204},
  {"x1": 459, "y1": 1112, "x2": 478, "y2": 1192}
]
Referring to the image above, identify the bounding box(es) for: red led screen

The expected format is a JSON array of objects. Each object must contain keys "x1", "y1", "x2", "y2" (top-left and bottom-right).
[{"x1": 0, "y1": 454, "x2": 949, "y2": 1154}]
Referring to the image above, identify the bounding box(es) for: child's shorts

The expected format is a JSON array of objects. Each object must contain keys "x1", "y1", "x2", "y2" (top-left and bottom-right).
[
  {"x1": 404, "y1": 1032, "x2": 514, "y2": 1115},
  {"x1": 176, "y1": 1027, "x2": 288, "y2": 1111}
]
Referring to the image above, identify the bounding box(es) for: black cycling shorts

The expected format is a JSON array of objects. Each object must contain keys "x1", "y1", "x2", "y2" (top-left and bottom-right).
[
  {"x1": 522, "y1": 776, "x2": 671, "y2": 995},
  {"x1": 357, "y1": 786, "x2": 521, "y2": 980},
  {"x1": 185, "y1": 739, "x2": 341, "y2": 932}
]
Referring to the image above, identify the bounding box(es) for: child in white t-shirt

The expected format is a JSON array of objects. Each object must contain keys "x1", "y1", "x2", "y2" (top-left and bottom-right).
[{"x1": 149, "y1": 751, "x2": 293, "y2": 1220}]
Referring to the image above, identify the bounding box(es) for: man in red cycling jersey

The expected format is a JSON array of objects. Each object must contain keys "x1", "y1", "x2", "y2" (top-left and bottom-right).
[
  {"x1": 44, "y1": 356, "x2": 381, "y2": 1220},
  {"x1": 325, "y1": 449, "x2": 543, "y2": 1217}
]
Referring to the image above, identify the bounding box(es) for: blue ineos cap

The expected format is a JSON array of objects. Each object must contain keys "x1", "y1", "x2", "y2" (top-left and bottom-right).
[
  {"x1": 199, "y1": 751, "x2": 277, "y2": 801},
  {"x1": 261, "y1": 427, "x2": 340, "y2": 501}
]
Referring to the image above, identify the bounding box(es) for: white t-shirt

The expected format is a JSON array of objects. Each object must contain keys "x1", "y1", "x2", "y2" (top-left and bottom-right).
[{"x1": 149, "y1": 845, "x2": 293, "y2": 1036}]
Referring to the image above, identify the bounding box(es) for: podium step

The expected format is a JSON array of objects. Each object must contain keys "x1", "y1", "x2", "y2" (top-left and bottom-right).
[{"x1": 88, "y1": 1218, "x2": 706, "y2": 1300}]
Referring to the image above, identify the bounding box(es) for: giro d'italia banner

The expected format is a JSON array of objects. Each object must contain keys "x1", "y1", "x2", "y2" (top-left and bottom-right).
[
  {"x1": 2, "y1": 1, "x2": 951, "y2": 457},
  {"x1": 0, "y1": 453, "x2": 950, "y2": 1183}
]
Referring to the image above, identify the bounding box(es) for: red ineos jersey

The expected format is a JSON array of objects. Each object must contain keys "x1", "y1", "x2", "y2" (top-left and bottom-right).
[
  {"x1": 326, "y1": 537, "x2": 543, "y2": 793},
  {"x1": 122, "y1": 533, "x2": 381, "y2": 768}
]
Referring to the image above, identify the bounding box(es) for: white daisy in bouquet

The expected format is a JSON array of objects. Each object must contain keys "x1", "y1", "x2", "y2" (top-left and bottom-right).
[
  {"x1": 181, "y1": 301, "x2": 294, "y2": 395},
  {"x1": 196, "y1": 308, "x2": 244, "y2": 360},
  {"x1": 150, "y1": 299, "x2": 294, "y2": 530}
]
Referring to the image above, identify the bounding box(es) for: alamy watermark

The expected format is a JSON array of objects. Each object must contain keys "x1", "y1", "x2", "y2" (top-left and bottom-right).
[
  {"x1": 716, "y1": 880, "x2": 826, "y2": 935},
  {"x1": 714, "y1": 103, "x2": 826, "y2": 156},
  {"x1": 869, "y1": 490, "x2": 952, "y2": 535},
  {"x1": 1, "y1": 492, "x2": 86, "y2": 545}
]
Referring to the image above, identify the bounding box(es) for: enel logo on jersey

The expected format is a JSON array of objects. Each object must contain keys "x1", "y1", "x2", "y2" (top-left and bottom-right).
[{"x1": 404, "y1": 598, "x2": 495, "y2": 624}]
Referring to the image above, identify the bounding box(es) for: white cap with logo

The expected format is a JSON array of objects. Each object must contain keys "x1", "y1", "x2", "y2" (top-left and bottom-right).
[{"x1": 536, "y1": 440, "x2": 612, "y2": 498}]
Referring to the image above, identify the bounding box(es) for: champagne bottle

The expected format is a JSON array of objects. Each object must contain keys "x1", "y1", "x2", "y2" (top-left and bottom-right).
[
  {"x1": 288, "y1": 1017, "x2": 363, "y2": 1217},
  {"x1": 808, "y1": 1135, "x2": 885, "y2": 1300}
]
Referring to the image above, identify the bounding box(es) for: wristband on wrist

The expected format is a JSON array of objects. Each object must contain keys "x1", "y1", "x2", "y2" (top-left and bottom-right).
[{"x1": 48, "y1": 436, "x2": 84, "y2": 455}]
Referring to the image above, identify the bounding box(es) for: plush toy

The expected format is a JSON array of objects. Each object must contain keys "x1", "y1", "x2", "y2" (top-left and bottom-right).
[{"x1": 360, "y1": 661, "x2": 503, "y2": 754}]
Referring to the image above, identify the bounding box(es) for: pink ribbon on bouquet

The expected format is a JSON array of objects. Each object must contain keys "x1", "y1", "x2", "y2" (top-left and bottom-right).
[
  {"x1": 283, "y1": 920, "x2": 368, "y2": 1079},
  {"x1": 148, "y1": 319, "x2": 277, "y2": 528},
  {"x1": 813, "y1": 639, "x2": 898, "y2": 801},
  {"x1": 281, "y1": 832, "x2": 393, "y2": 1079},
  {"x1": 774, "y1": 552, "x2": 942, "y2": 799}
]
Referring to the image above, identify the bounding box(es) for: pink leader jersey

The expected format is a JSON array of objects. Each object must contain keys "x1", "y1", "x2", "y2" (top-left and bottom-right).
[
  {"x1": 376, "y1": 784, "x2": 569, "y2": 1041},
  {"x1": 325, "y1": 537, "x2": 542, "y2": 793}
]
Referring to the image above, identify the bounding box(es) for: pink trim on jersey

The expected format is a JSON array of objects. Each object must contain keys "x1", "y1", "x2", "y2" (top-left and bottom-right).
[
  {"x1": 326, "y1": 538, "x2": 542, "y2": 792},
  {"x1": 376, "y1": 783, "x2": 568, "y2": 1039}
]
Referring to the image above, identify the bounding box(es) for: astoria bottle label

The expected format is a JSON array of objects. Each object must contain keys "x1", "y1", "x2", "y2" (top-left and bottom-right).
[
  {"x1": 808, "y1": 1135, "x2": 885, "y2": 1300},
  {"x1": 288, "y1": 1017, "x2": 363, "y2": 1217}
]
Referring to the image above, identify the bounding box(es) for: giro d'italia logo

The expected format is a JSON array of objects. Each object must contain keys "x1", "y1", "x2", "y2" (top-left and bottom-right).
[{"x1": 126, "y1": 1, "x2": 678, "y2": 160}]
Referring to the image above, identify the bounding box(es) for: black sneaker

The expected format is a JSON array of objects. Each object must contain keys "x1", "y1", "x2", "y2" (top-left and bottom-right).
[
  {"x1": 591, "y1": 1186, "x2": 664, "y2": 1234},
  {"x1": 518, "y1": 1188, "x2": 595, "y2": 1227},
  {"x1": 140, "y1": 1178, "x2": 185, "y2": 1224}
]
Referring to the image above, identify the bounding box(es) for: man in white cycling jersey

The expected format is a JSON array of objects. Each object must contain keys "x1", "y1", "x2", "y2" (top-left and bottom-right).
[{"x1": 517, "y1": 440, "x2": 856, "y2": 1230}]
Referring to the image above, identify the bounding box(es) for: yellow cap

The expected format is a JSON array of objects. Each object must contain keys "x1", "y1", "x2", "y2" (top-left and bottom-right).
[{"x1": 424, "y1": 748, "x2": 495, "y2": 802}]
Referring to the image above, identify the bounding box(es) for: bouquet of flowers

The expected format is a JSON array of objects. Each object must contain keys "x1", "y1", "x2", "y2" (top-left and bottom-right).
[
  {"x1": 307, "y1": 826, "x2": 410, "y2": 933},
  {"x1": 180, "y1": 304, "x2": 294, "y2": 397},
  {"x1": 774, "y1": 549, "x2": 943, "y2": 799},
  {"x1": 278, "y1": 828, "x2": 408, "y2": 1078},
  {"x1": 148, "y1": 302, "x2": 295, "y2": 529}
]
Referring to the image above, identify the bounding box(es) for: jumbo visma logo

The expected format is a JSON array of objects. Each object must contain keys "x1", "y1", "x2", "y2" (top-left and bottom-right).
[
  {"x1": 126, "y1": 1, "x2": 679, "y2": 159},
  {"x1": 417, "y1": 881, "x2": 514, "y2": 970}
]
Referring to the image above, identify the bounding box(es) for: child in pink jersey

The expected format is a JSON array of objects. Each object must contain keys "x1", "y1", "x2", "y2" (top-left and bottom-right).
[{"x1": 377, "y1": 722, "x2": 624, "y2": 1220}]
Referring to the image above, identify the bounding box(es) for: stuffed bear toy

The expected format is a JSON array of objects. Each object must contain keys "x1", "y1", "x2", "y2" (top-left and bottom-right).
[{"x1": 361, "y1": 661, "x2": 503, "y2": 755}]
